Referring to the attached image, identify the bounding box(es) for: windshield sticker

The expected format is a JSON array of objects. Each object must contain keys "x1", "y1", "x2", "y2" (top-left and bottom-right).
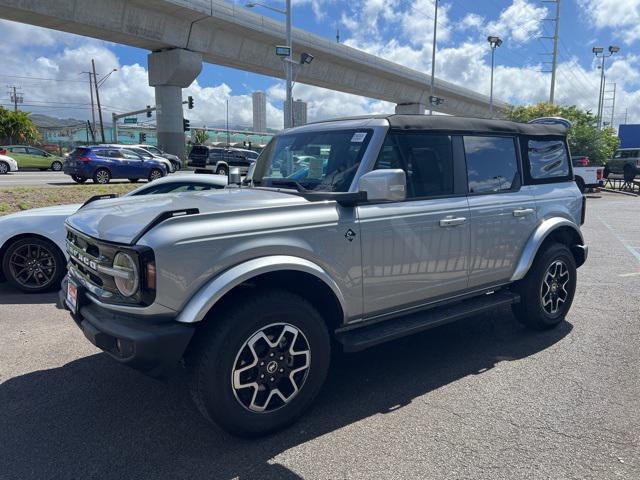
[{"x1": 351, "y1": 132, "x2": 367, "y2": 143}]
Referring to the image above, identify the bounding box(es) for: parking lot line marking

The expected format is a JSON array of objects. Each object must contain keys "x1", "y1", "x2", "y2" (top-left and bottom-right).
[
  {"x1": 619, "y1": 272, "x2": 640, "y2": 277},
  {"x1": 599, "y1": 218, "x2": 640, "y2": 263}
]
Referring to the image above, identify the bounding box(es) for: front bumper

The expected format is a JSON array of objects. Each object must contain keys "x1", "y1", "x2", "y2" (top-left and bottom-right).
[{"x1": 58, "y1": 277, "x2": 195, "y2": 378}]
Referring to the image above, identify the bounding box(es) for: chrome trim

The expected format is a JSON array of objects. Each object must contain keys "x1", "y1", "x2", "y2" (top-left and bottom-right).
[{"x1": 97, "y1": 264, "x2": 134, "y2": 280}]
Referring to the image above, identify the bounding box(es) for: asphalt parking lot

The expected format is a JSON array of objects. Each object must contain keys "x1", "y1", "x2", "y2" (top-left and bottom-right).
[{"x1": 1, "y1": 191, "x2": 638, "y2": 480}]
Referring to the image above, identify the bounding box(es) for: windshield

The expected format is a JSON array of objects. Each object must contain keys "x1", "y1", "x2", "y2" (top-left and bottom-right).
[{"x1": 252, "y1": 129, "x2": 372, "y2": 192}]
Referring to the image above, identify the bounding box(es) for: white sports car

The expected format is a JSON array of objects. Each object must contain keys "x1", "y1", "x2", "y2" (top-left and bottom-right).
[
  {"x1": 0, "y1": 174, "x2": 227, "y2": 293},
  {"x1": 0, "y1": 154, "x2": 18, "y2": 174}
]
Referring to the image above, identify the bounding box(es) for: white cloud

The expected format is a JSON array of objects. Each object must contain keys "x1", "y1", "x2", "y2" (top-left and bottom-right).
[
  {"x1": 578, "y1": 0, "x2": 640, "y2": 44},
  {"x1": 486, "y1": 0, "x2": 548, "y2": 43}
]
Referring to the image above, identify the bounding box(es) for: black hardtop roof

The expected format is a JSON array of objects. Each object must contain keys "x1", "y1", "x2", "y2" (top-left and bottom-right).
[{"x1": 310, "y1": 114, "x2": 568, "y2": 137}]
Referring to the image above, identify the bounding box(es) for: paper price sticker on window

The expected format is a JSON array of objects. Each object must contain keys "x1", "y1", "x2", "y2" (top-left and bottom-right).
[{"x1": 351, "y1": 132, "x2": 367, "y2": 143}]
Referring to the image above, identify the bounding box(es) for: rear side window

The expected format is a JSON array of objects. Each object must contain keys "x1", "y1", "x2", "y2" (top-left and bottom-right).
[
  {"x1": 463, "y1": 136, "x2": 519, "y2": 194},
  {"x1": 190, "y1": 146, "x2": 209, "y2": 155},
  {"x1": 528, "y1": 139, "x2": 570, "y2": 179},
  {"x1": 70, "y1": 148, "x2": 90, "y2": 157},
  {"x1": 374, "y1": 132, "x2": 454, "y2": 199},
  {"x1": 614, "y1": 150, "x2": 639, "y2": 158}
]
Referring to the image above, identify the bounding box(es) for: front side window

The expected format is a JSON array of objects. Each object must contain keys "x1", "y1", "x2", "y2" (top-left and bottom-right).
[
  {"x1": 528, "y1": 139, "x2": 570, "y2": 179},
  {"x1": 464, "y1": 136, "x2": 519, "y2": 194},
  {"x1": 374, "y1": 133, "x2": 454, "y2": 198},
  {"x1": 253, "y1": 129, "x2": 372, "y2": 192},
  {"x1": 11, "y1": 147, "x2": 27, "y2": 153},
  {"x1": 27, "y1": 148, "x2": 46, "y2": 156}
]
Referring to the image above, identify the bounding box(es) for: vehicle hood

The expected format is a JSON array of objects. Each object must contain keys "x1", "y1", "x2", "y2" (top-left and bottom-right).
[
  {"x1": 65, "y1": 188, "x2": 309, "y2": 244},
  {"x1": 1, "y1": 203, "x2": 81, "y2": 221}
]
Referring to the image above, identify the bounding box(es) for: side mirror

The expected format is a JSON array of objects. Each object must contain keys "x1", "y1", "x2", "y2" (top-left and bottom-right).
[{"x1": 357, "y1": 169, "x2": 406, "y2": 202}]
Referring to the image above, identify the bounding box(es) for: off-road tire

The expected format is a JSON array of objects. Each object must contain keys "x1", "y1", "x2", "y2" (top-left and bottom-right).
[
  {"x1": 216, "y1": 165, "x2": 228, "y2": 176},
  {"x1": 512, "y1": 243, "x2": 577, "y2": 330},
  {"x1": 185, "y1": 289, "x2": 331, "y2": 437}
]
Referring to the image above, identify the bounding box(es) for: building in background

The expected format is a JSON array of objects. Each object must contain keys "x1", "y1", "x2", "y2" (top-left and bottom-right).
[
  {"x1": 284, "y1": 99, "x2": 307, "y2": 129},
  {"x1": 252, "y1": 91, "x2": 267, "y2": 133}
]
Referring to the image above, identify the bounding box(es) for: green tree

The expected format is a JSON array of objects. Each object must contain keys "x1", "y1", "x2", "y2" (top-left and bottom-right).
[
  {"x1": 507, "y1": 102, "x2": 619, "y2": 165},
  {"x1": 0, "y1": 107, "x2": 39, "y2": 145},
  {"x1": 192, "y1": 129, "x2": 208, "y2": 145}
]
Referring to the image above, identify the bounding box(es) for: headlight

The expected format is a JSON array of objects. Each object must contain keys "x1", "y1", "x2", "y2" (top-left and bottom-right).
[{"x1": 113, "y1": 252, "x2": 139, "y2": 297}]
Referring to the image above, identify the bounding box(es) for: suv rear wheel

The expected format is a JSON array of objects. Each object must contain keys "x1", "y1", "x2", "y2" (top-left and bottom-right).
[
  {"x1": 186, "y1": 289, "x2": 330, "y2": 437},
  {"x1": 71, "y1": 175, "x2": 87, "y2": 184},
  {"x1": 93, "y1": 168, "x2": 111, "y2": 184},
  {"x1": 512, "y1": 243, "x2": 577, "y2": 330},
  {"x1": 216, "y1": 165, "x2": 228, "y2": 176}
]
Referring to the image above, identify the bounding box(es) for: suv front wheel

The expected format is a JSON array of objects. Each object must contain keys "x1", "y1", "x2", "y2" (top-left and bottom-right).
[
  {"x1": 186, "y1": 289, "x2": 330, "y2": 437},
  {"x1": 512, "y1": 243, "x2": 577, "y2": 330}
]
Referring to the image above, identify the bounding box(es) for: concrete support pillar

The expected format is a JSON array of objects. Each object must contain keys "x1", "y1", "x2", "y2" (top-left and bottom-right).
[
  {"x1": 395, "y1": 103, "x2": 426, "y2": 114},
  {"x1": 148, "y1": 49, "x2": 202, "y2": 160}
]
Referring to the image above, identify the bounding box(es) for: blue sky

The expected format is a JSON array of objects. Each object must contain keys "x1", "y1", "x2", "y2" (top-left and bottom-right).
[{"x1": 0, "y1": 0, "x2": 638, "y2": 128}]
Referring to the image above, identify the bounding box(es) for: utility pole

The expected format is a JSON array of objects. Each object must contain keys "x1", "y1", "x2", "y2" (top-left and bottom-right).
[
  {"x1": 91, "y1": 59, "x2": 106, "y2": 143},
  {"x1": 540, "y1": 0, "x2": 560, "y2": 104},
  {"x1": 593, "y1": 46, "x2": 619, "y2": 130},
  {"x1": 7, "y1": 85, "x2": 23, "y2": 112},
  {"x1": 609, "y1": 82, "x2": 617, "y2": 128},
  {"x1": 81, "y1": 71, "x2": 97, "y2": 136},
  {"x1": 428, "y1": 0, "x2": 439, "y2": 115}
]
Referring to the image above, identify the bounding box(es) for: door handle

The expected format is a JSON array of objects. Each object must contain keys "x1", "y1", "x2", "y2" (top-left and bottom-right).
[
  {"x1": 513, "y1": 208, "x2": 535, "y2": 218},
  {"x1": 439, "y1": 216, "x2": 467, "y2": 227}
]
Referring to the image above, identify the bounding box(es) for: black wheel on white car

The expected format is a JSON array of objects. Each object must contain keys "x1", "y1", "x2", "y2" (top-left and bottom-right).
[
  {"x1": 71, "y1": 174, "x2": 87, "y2": 184},
  {"x1": 512, "y1": 243, "x2": 577, "y2": 330},
  {"x1": 0, "y1": 161, "x2": 8, "y2": 174},
  {"x1": 148, "y1": 168, "x2": 163, "y2": 182},
  {"x1": 216, "y1": 165, "x2": 228, "y2": 176},
  {"x1": 93, "y1": 168, "x2": 111, "y2": 184},
  {"x1": 51, "y1": 160, "x2": 63, "y2": 171},
  {"x1": 186, "y1": 289, "x2": 330, "y2": 437},
  {"x1": 2, "y1": 237, "x2": 66, "y2": 293}
]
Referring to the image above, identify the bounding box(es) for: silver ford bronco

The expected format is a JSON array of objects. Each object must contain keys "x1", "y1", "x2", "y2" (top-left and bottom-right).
[{"x1": 59, "y1": 115, "x2": 587, "y2": 436}]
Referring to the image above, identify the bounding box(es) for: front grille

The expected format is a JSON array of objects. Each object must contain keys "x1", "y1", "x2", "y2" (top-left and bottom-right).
[{"x1": 66, "y1": 228, "x2": 141, "y2": 305}]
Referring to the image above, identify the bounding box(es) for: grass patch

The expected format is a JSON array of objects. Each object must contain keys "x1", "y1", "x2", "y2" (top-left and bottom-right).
[{"x1": 0, "y1": 183, "x2": 139, "y2": 216}]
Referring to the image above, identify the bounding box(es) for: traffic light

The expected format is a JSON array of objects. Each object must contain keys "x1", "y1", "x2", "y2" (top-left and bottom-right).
[
  {"x1": 183, "y1": 118, "x2": 190, "y2": 131},
  {"x1": 139, "y1": 132, "x2": 146, "y2": 143},
  {"x1": 187, "y1": 96, "x2": 194, "y2": 109},
  {"x1": 146, "y1": 105, "x2": 152, "y2": 118}
]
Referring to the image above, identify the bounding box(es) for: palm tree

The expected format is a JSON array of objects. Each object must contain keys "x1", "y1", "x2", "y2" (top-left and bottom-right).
[{"x1": 193, "y1": 129, "x2": 208, "y2": 145}]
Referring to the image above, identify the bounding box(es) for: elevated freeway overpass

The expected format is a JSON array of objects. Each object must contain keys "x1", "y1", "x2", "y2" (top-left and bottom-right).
[{"x1": 0, "y1": 0, "x2": 509, "y2": 157}]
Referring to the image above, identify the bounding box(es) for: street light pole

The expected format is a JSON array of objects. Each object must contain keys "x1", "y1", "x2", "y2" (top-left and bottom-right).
[
  {"x1": 593, "y1": 45, "x2": 619, "y2": 130},
  {"x1": 285, "y1": 0, "x2": 293, "y2": 129},
  {"x1": 428, "y1": 0, "x2": 439, "y2": 116},
  {"x1": 91, "y1": 59, "x2": 106, "y2": 143},
  {"x1": 487, "y1": 36, "x2": 502, "y2": 118}
]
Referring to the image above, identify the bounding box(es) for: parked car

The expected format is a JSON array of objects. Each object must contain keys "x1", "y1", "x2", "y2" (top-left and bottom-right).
[
  {"x1": 136, "y1": 144, "x2": 182, "y2": 171},
  {"x1": 105, "y1": 144, "x2": 175, "y2": 173},
  {"x1": 63, "y1": 146, "x2": 168, "y2": 184},
  {"x1": 59, "y1": 114, "x2": 587, "y2": 437},
  {"x1": 188, "y1": 145, "x2": 258, "y2": 175},
  {"x1": 2, "y1": 145, "x2": 64, "y2": 171},
  {"x1": 0, "y1": 174, "x2": 227, "y2": 293},
  {"x1": 604, "y1": 148, "x2": 640, "y2": 180},
  {"x1": 0, "y1": 154, "x2": 18, "y2": 174},
  {"x1": 571, "y1": 156, "x2": 604, "y2": 192}
]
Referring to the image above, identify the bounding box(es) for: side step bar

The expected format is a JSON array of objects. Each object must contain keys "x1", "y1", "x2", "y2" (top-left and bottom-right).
[{"x1": 336, "y1": 290, "x2": 520, "y2": 352}]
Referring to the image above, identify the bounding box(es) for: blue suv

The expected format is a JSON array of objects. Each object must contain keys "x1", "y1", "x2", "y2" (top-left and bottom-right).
[{"x1": 63, "y1": 146, "x2": 168, "y2": 184}]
